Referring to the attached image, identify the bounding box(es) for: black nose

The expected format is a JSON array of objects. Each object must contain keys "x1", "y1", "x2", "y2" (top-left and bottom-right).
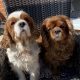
[
  {"x1": 19, "y1": 22, "x2": 25, "y2": 28},
  {"x1": 55, "y1": 30, "x2": 61, "y2": 34}
]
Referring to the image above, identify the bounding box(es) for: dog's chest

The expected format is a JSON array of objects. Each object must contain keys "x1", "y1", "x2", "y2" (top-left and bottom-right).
[
  {"x1": 47, "y1": 44, "x2": 73, "y2": 61},
  {"x1": 6, "y1": 48, "x2": 38, "y2": 71}
]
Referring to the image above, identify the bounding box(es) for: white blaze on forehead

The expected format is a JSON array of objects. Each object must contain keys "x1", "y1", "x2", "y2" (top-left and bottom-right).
[{"x1": 7, "y1": 10, "x2": 24, "y2": 20}]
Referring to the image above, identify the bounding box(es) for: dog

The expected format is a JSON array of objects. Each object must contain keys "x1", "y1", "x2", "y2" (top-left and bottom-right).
[
  {"x1": 0, "y1": 10, "x2": 40, "y2": 80},
  {"x1": 41, "y1": 15, "x2": 75, "y2": 78}
]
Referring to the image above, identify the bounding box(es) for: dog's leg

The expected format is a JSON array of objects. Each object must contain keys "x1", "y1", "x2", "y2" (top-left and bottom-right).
[
  {"x1": 11, "y1": 65, "x2": 26, "y2": 80},
  {"x1": 30, "y1": 64, "x2": 40, "y2": 80}
]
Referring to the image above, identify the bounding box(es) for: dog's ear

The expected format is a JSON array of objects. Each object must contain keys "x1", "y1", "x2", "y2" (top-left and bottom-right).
[
  {"x1": 60, "y1": 15, "x2": 75, "y2": 35},
  {"x1": 0, "y1": 21, "x2": 14, "y2": 48},
  {"x1": 28, "y1": 16, "x2": 40, "y2": 39},
  {"x1": 0, "y1": 24, "x2": 10, "y2": 48},
  {"x1": 26, "y1": 15, "x2": 40, "y2": 39},
  {"x1": 31, "y1": 22, "x2": 40, "y2": 39},
  {"x1": 60, "y1": 15, "x2": 73, "y2": 30},
  {"x1": 41, "y1": 21, "x2": 49, "y2": 48}
]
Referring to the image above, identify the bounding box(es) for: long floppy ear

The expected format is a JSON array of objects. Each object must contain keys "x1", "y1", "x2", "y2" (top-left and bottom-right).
[
  {"x1": 26, "y1": 15, "x2": 40, "y2": 39},
  {"x1": 60, "y1": 15, "x2": 73, "y2": 30},
  {"x1": 0, "y1": 21, "x2": 14, "y2": 48},
  {"x1": 41, "y1": 22, "x2": 49, "y2": 48},
  {"x1": 0, "y1": 26, "x2": 10, "y2": 48},
  {"x1": 30, "y1": 21, "x2": 40, "y2": 39},
  {"x1": 21, "y1": 12, "x2": 40, "y2": 39},
  {"x1": 65, "y1": 17, "x2": 75, "y2": 36},
  {"x1": 60, "y1": 15, "x2": 75, "y2": 35}
]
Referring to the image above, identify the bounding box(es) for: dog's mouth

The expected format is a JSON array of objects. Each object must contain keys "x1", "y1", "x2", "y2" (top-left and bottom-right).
[
  {"x1": 53, "y1": 35, "x2": 62, "y2": 41},
  {"x1": 50, "y1": 30, "x2": 62, "y2": 41},
  {"x1": 20, "y1": 30, "x2": 28, "y2": 44},
  {"x1": 21, "y1": 30, "x2": 27, "y2": 37}
]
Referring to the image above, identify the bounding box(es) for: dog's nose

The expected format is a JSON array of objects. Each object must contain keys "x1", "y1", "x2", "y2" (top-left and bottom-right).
[
  {"x1": 55, "y1": 30, "x2": 61, "y2": 34},
  {"x1": 19, "y1": 22, "x2": 25, "y2": 28}
]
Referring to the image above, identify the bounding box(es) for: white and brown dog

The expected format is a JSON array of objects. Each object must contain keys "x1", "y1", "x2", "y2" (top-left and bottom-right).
[{"x1": 1, "y1": 10, "x2": 40, "y2": 80}]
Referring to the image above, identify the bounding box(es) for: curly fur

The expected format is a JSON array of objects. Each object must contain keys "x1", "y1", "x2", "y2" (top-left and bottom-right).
[{"x1": 41, "y1": 15, "x2": 75, "y2": 75}]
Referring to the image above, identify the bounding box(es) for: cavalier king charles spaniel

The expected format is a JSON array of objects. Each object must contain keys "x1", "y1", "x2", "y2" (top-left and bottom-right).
[
  {"x1": 41, "y1": 15, "x2": 75, "y2": 78},
  {"x1": 1, "y1": 10, "x2": 40, "y2": 80}
]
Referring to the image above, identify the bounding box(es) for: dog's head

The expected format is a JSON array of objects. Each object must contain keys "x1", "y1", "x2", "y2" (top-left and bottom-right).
[
  {"x1": 41, "y1": 15, "x2": 74, "y2": 47},
  {"x1": 1, "y1": 11, "x2": 39, "y2": 48}
]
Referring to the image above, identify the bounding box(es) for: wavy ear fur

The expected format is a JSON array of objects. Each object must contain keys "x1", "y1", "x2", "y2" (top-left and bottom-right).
[
  {"x1": 0, "y1": 22, "x2": 15, "y2": 48},
  {"x1": 0, "y1": 28, "x2": 10, "y2": 48},
  {"x1": 65, "y1": 18, "x2": 75, "y2": 35},
  {"x1": 31, "y1": 23, "x2": 40, "y2": 39},
  {"x1": 41, "y1": 24, "x2": 49, "y2": 48},
  {"x1": 60, "y1": 15, "x2": 74, "y2": 32},
  {"x1": 59, "y1": 15, "x2": 75, "y2": 36}
]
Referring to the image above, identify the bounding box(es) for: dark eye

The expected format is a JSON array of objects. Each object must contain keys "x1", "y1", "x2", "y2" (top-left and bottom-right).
[
  {"x1": 47, "y1": 28, "x2": 51, "y2": 31},
  {"x1": 11, "y1": 21, "x2": 15, "y2": 25},
  {"x1": 23, "y1": 16, "x2": 28, "y2": 21},
  {"x1": 60, "y1": 25, "x2": 65, "y2": 29}
]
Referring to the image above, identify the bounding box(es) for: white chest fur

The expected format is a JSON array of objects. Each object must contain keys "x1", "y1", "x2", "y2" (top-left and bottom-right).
[
  {"x1": 7, "y1": 40, "x2": 40, "y2": 80},
  {"x1": 7, "y1": 41, "x2": 40, "y2": 72}
]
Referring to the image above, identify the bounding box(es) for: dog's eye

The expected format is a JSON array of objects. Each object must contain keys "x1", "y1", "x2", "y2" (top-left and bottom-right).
[
  {"x1": 48, "y1": 28, "x2": 53, "y2": 31},
  {"x1": 23, "y1": 17, "x2": 28, "y2": 21},
  {"x1": 11, "y1": 21, "x2": 15, "y2": 25},
  {"x1": 48, "y1": 27, "x2": 54, "y2": 31},
  {"x1": 47, "y1": 28, "x2": 51, "y2": 31},
  {"x1": 60, "y1": 25, "x2": 65, "y2": 29}
]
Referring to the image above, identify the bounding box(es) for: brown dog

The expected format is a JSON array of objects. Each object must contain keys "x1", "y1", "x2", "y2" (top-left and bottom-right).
[{"x1": 41, "y1": 15, "x2": 75, "y2": 78}]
